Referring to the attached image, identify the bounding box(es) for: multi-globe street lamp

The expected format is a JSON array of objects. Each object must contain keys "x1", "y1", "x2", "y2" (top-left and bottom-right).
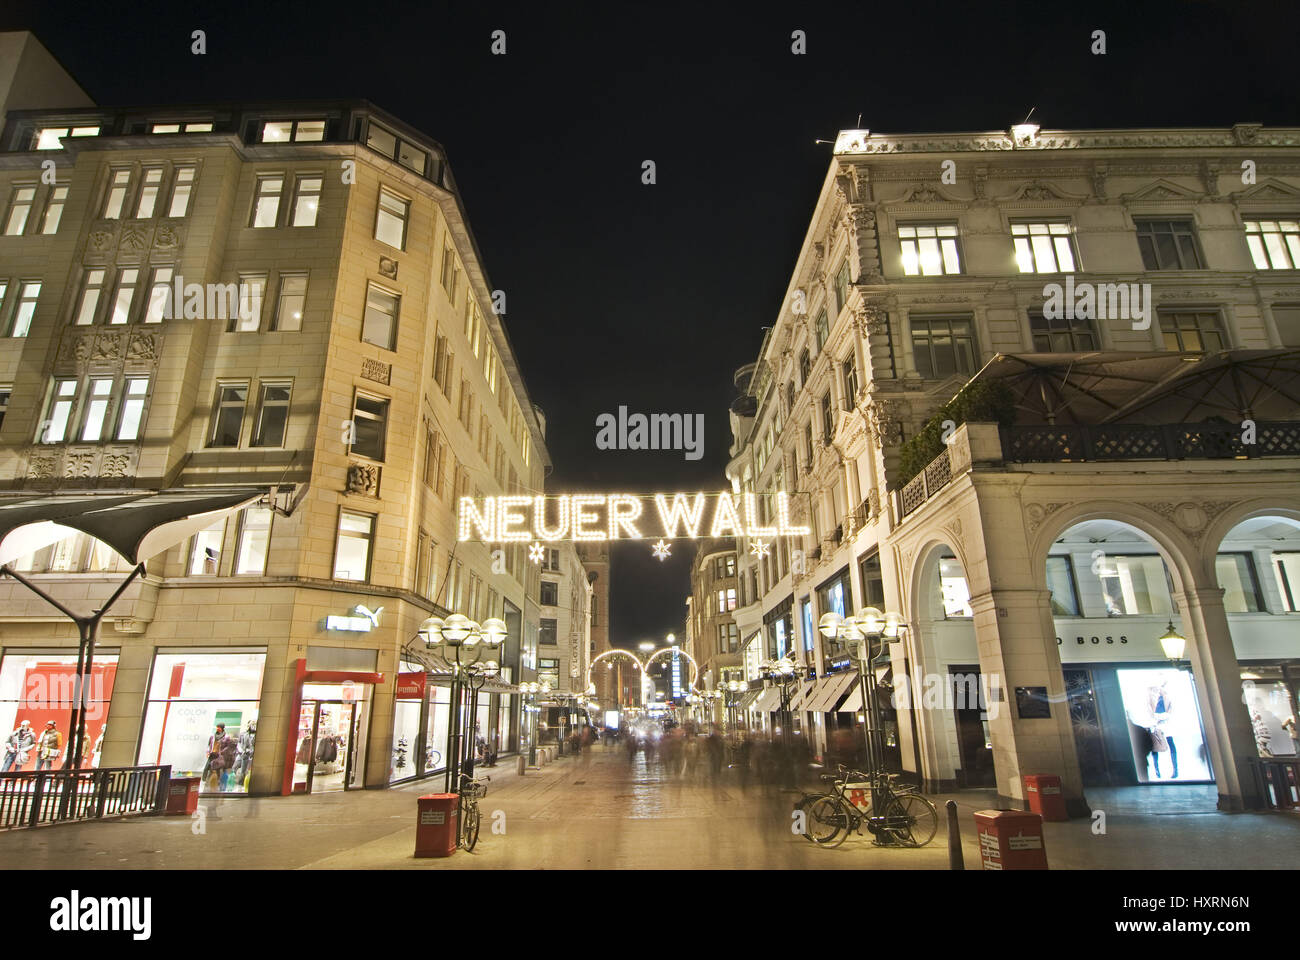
[
  {"x1": 758, "y1": 656, "x2": 807, "y2": 748},
  {"x1": 721, "y1": 679, "x2": 746, "y2": 733},
  {"x1": 519, "y1": 680, "x2": 550, "y2": 766},
  {"x1": 463, "y1": 657, "x2": 501, "y2": 769},
  {"x1": 417, "y1": 613, "x2": 507, "y2": 794}
]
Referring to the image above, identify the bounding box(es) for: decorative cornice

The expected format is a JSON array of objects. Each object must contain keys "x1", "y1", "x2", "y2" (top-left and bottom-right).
[{"x1": 833, "y1": 127, "x2": 1300, "y2": 157}]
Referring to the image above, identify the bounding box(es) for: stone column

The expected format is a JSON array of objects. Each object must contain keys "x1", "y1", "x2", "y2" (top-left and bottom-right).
[
  {"x1": 99, "y1": 640, "x2": 152, "y2": 769},
  {"x1": 1173, "y1": 586, "x2": 1264, "y2": 811}
]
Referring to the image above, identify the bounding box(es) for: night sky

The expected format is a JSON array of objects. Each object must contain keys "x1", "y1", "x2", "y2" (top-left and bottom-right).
[{"x1": 4, "y1": 0, "x2": 1296, "y2": 648}]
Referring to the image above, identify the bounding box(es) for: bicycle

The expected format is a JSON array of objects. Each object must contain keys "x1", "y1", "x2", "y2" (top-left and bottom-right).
[
  {"x1": 794, "y1": 764, "x2": 937, "y2": 849},
  {"x1": 457, "y1": 772, "x2": 490, "y2": 852}
]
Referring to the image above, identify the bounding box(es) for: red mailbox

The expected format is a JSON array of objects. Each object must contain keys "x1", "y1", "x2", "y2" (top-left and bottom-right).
[
  {"x1": 1023, "y1": 774, "x2": 1068, "y2": 821},
  {"x1": 415, "y1": 794, "x2": 459, "y2": 858},
  {"x1": 973, "y1": 809, "x2": 1049, "y2": 870},
  {"x1": 164, "y1": 777, "x2": 201, "y2": 816}
]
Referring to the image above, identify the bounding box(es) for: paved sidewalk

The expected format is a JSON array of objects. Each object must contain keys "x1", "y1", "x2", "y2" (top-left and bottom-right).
[{"x1": 0, "y1": 746, "x2": 1295, "y2": 869}]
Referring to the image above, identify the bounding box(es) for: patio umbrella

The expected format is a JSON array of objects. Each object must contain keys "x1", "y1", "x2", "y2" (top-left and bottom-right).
[{"x1": 1101, "y1": 349, "x2": 1300, "y2": 423}]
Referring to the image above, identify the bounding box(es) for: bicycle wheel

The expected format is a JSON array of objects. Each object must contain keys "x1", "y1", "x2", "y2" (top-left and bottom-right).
[
  {"x1": 882, "y1": 793, "x2": 938, "y2": 847},
  {"x1": 805, "y1": 795, "x2": 850, "y2": 848},
  {"x1": 463, "y1": 803, "x2": 481, "y2": 852}
]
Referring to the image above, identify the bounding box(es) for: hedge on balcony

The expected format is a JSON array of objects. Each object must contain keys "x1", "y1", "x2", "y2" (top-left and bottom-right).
[{"x1": 897, "y1": 379, "x2": 1017, "y2": 484}]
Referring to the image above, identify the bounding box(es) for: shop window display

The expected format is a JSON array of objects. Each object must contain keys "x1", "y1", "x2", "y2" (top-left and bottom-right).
[
  {"x1": 426, "y1": 684, "x2": 451, "y2": 772},
  {"x1": 294, "y1": 681, "x2": 370, "y2": 793},
  {"x1": 1241, "y1": 670, "x2": 1299, "y2": 757},
  {"x1": 138, "y1": 652, "x2": 264, "y2": 793},
  {"x1": 1117, "y1": 668, "x2": 1212, "y2": 782},
  {"x1": 390, "y1": 698, "x2": 421, "y2": 781},
  {"x1": 0, "y1": 653, "x2": 117, "y2": 771}
]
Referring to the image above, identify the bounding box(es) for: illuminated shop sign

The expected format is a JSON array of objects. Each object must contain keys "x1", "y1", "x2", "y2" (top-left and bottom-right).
[
  {"x1": 324, "y1": 604, "x2": 384, "y2": 632},
  {"x1": 458, "y1": 492, "x2": 810, "y2": 543}
]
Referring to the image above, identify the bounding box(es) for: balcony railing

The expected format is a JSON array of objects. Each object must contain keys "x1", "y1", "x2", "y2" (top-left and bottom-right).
[
  {"x1": 0, "y1": 765, "x2": 170, "y2": 830},
  {"x1": 899, "y1": 447, "x2": 953, "y2": 518},
  {"x1": 1001, "y1": 420, "x2": 1300, "y2": 463}
]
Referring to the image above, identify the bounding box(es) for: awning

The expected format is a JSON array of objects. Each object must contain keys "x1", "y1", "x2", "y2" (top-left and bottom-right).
[
  {"x1": 0, "y1": 488, "x2": 270, "y2": 567},
  {"x1": 786, "y1": 678, "x2": 818, "y2": 711},
  {"x1": 736, "y1": 688, "x2": 761, "y2": 710},
  {"x1": 752, "y1": 686, "x2": 782, "y2": 713},
  {"x1": 836, "y1": 665, "x2": 891, "y2": 714},
  {"x1": 808, "y1": 670, "x2": 859, "y2": 713}
]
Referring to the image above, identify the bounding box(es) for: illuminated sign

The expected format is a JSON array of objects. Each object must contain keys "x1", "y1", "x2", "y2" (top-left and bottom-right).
[
  {"x1": 458, "y1": 491, "x2": 810, "y2": 543},
  {"x1": 324, "y1": 605, "x2": 384, "y2": 632}
]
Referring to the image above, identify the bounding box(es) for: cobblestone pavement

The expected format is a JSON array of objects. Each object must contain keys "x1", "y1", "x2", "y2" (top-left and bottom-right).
[{"x1": 0, "y1": 745, "x2": 1296, "y2": 869}]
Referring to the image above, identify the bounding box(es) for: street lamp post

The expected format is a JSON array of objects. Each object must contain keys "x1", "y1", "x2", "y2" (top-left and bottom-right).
[
  {"x1": 722, "y1": 679, "x2": 744, "y2": 734},
  {"x1": 464, "y1": 657, "x2": 501, "y2": 769},
  {"x1": 819, "y1": 607, "x2": 907, "y2": 815},
  {"x1": 418, "y1": 613, "x2": 507, "y2": 795},
  {"x1": 520, "y1": 680, "x2": 550, "y2": 765},
  {"x1": 759, "y1": 657, "x2": 806, "y2": 749}
]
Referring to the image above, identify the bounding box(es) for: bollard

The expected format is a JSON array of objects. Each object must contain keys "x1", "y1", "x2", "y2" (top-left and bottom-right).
[
  {"x1": 946, "y1": 800, "x2": 964, "y2": 870},
  {"x1": 517, "y1": 755, "x2": 526, "y2": 776}
]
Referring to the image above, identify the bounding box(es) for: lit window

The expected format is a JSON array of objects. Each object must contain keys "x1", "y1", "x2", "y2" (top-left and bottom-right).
[
  {"x1": 1012, "y1": 222, "x2": 1077, "y2": 273},
  {"x1": 11, "y1": 281, "x2": 40, "y2": 337},
  {"x1": 143, "y1": 267, "x2": 173, "y2": 324},
  {"x1": 1089, "y1": 554, "x2": 1173, "y2": 616},
  {"x1": 1244, "y1": 220, "x2": 1300, "y2": 270},
  {"x1": 273, "y1": 274, "x2": 307, "y2": 331},
  {"x1": 116, "y1": 377, "x2": 149, "y2": 441},
  {"x1": 899, "y1": 223, "x2": 963, "y2": 276},
  {"x1": 4, "y1": 185, "x2": 36, "y2": 235},
  {"x1": 234, "y1": 506, "x2": 273, "y2": 575},
  {"x1": 40, "y1": 184, "x2": 68, "y2": 233},
  {"x1": 151, "y1": 124, "x2": 180, "y2": 134},
  {"x1": 75, "y1": 269, "x2": 106, "y2": 325},
  {"x1": 189, "y1": 521, "x2": 224, "y2": 575},
  {"x1": 250, "y1": 176, "x2": 283, "y2": 228},
  {"x1": 251, "y1": 382, "x2": 291, "y2": 447},
  {"x1": 167, "y1": 166, "x2": 196, "y2": 217},
  {"x1": 184, "y1": 122, "x2": 212, "y2": 133},
  {"x1": 939, "y1": 556, "x2": 973, "y2": 617},
  {"x1": 362, "y1": 283, "x2": 399, "y2": 349},
  {"x1": 350, "y1": 394, "x2": 389, "y2": 461},
  {"x1": 1046, "y1": 555, "x2": 1080, "y2": 616},
  {"x1": 80, "y1": 378, "x2": 113, "y2": 441},
  {"x1": 262, "y1": 120, "x2": 325, "y2": 143},
  {"x1": 230, "y1": 275, "x2": 267, "y2": 332},
  {"x1": 103, "y1": 170, "x2": 131, "y2": 219},
  {"x1": 1216, "y1": 553, "x2": 1262, "y2": 613},
  {"x1": 290, "y1": 175, "x2": 321, "y2": 227},
  {"x1": 35, "y1": 126, "x2": 98, "y2": 150},
  {"x1": 42, "y1": 380, "x2": 76, "y2": 442},
  {"x1": 109, "y1": 268, "x2": 140, "y2": 324},
  {"x1": 374, "y1": 188, "x2": 408, "y2": 249},
  {"x1": 334, "y1": 510, "x2": 374, "y2": 581},
  {"x1": 134, "y1": 167, "x2": 164, "y2": 218},
  {"x1": 209, "y1": 384, "x2": 248, "y2": 447}
]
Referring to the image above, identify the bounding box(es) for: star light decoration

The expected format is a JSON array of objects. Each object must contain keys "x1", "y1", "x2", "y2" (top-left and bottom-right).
[
  {"x1": 651, "y1": 539, "x2": 671, "y2": 561},
  {"x1": 528, "y1": 541, "x2": 546, "y2": 564},
  {"x1": 750, "y1": 538, "x2": 771, "y2": 560}
]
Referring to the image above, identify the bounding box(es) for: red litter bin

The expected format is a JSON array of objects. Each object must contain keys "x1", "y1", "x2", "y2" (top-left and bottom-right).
[
  {"x1": 973, "y1": 809, "x2": 1049, "y2": 870},
  {"x1": 164, "y1": 777, "x2": 201, "y2": 816},
  {"x1": 1023, "y1": 774, "x2": 1068, "y2": 821},
  {"x1": 415, "y1": 794, "x2": 459, "y2": 858}
]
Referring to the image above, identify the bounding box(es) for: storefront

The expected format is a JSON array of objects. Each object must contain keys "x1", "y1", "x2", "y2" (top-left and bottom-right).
[
  {"x1": 0, "y1": 650, "x2": 118, "y2": 770},
  {"x1": 282, "y1": 659, "x2": 380, "y2": 795},
  {"x1": 389, "y1": 666, "x2": 454, "y2": 783},
  {"x1": 1240, "y1": 662, "x2": 1300, "y2": 759}
]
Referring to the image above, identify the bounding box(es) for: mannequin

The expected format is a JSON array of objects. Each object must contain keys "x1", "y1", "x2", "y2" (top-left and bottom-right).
[
  {"x1": 2, "y1": 720, "x2": 35, "y2": 772},
  {"x1": 1147, "y1": 679, "x2": 1178, "y2": 778},
  {"x1": 34, "y1": 721, "x2": 63, "y2": 770},
  {"x1": 234, "y1": 720, "x2": 256, "y2": 786}
]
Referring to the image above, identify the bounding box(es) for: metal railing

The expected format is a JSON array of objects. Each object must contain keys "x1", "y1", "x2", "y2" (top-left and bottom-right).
[
  {"x1": 1001, "y1": 420, "x2": 1300, "y2": 463},
  {"x1": 0, "y1": 765, "x2": 171, "y2": 830},
  {"x1": 899, "y1": 447, "x2": 953, "y2": 518},
  {"x1": 1251, "y1": 757, "x2": 1300, "y2": 810}
]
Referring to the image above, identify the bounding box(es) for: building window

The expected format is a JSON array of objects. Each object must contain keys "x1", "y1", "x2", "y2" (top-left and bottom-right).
[
  {"x1": 899, "y1": 223, "x2": 962, "y2": 276},
  {"x1": 842, "y1": 358, "x2": 858, "y2": 409},
  {"x1": 273, "y1": 274, "x2": 307, "y2": 331},
  {"x1": 40, "y1": 184, "x2": 68, "y2": 234},
  {"x1": 1088, "y1": 554, "x2": 1173, "y2": 617},
  {"x1": 167, "y1": 166, "x2": 196, "y2": 217},
  {"x1": 234, "y1": 505, "x2": 273, "y2": 575},
  {"x1": 116, "y1": 377, "x2": 149, "y2": 441},
  {"x1": 102, "y1": 169, "x2": 131, "y2": 219},
  {"x1": 911, "y1": 314, "x2": 976, "y2": 378},
  {"x1": 539, "y1": 618, "x2": 558, "y2": 645},
  {"x1": 261, "y1": 119, "x2": 325, "y2": 142},
  {"x1": 74, "y1": 269, "x2": 106, "y2": 325},
  {"x1": 109, "y1": 268, "x2": 140, "y2": 325},
  {"x1": 151, "y1": 121, "x2": 212, "y2": 134},
  {"x1": 540, "y1": 580, "x2": 558, "y2": 606},
  {"x1": 1244, "y1": 219, "x2": 1300, "y2": 270},
  {"x1": 134, "y1": 167, "x2": 164, "y2": 218},
  {"x1": 143, "y1": 267, "x2": 173, "y2": 324},
  {"x1": 350, "y1": 394, "x2": 389, "y2": 461},
  {"x1": 1275, "y1": 553, "x2": 1300, "y2": 613},
  {"x1": 719, "y1": 622, "x2": 739, "y2": 652},
  {"x1": 820, "y1": 392, "x2": 833, "y2": 443},
  {"x1": 80, "y1": 378, "x2": 113, "y2": 441},
  {"x1": 858, "y1": 549, "x2": 885, "y2": 609},
  {"x1": 374, "y1": 189, "x2": 409, "y2": 250},
  {"x1": 209, "y1": 383, "x2": 248, "y2": 447},
  {"x1": 229, "y1": 274, "x2": 267, "y2": 332},
  {"x1": 334, "y1": 510, "x2": 374, "y2": 581},
  {"x1": 11, "y1": 281, "x2": 40, "y2": 337},
  {"x1": 440, "y1": 245, "x2": 460, "y2": 303},
  {"x1": 717, "y1": 587, "x2": 737, "y2": 613},
  {"x1": 834, "y1": 260, "x2": 851, "y2": 314},
  {"x1": 798, "y1": 349, "x2": 811, "y2": 386},
  {"x1": 424, "y1": 426, "x2": 445, "y2": 494},
  {"x1": 189, "y1": 520, "x2": 224, "y2": 575},
  {"x1": 4, "y1": 185, "x2": 36, "y2": 235},
  {"x1": 938, "y1": 556, "x2": 973, "y2": 618},
  {"x1": 1272, "y1": 305, "x2": 1300, "y2": 347},
  {"x1": 1136, "y1": 218, "x2": 1205, "y2": 270},
  {"x1": 290, "y1": 174, "x2": 321, "y2": 227},
  {"x1": 1045, "y1": 555, "x2": 1080, "y2": 616},
  {"x1": 250, "y1": 175, "x2": 283, "y2": 228},
  {"x1": 41, "y1": 379, "x2": 77, "y2": 443},
  {"x1": 1030, "y1": 311, "x2": 1097, "y2": 352},
  {"x1": 1216, "y1": 553, "x2": 1262, "y2": 613},
  {"x1": 1159, "y1": 311, "x2": 1225, "y2": 352},
  {"x1": 1012, "y1": 221, "x2": 1077, "y2": 273},
  {"x1": 365, "y1": 122, "x2": 428, "y2": 176},
  {"x1": 251, "y1": 382, "x2": 291, "y2": 447},
  {"x1": 814, "y1": 308, "x2": 830, "y2": 351},
  {"x1": 362, "y1": 282, "x2": 399, "y2": 349},
  {"x1": 458, "y1": 378, "x2": 474, "y2": 431},
  {"x1": 433, "y1": 335, "x2": 453, "y2": 394},
  {"x1": 34, "y1": 126, "x2": 99, "y2": 150},
  {"x1": 714, "y1": 555, "x2": 736, "y2": 578},
  {"x1": 0, "y1": 386, "x2": 8, "y2": 431}
]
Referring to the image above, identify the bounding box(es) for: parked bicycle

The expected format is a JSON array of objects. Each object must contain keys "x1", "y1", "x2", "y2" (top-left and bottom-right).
[
  {"x1": 794, "y1": 764, "x2": 937, "y2": 848},
  {"x1": 457, "y1": 772, "x2": 490, "y2": 852}
]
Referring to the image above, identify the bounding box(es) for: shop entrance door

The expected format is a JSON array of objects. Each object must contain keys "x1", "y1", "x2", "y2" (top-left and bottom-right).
[
  {"x1": 295, "y1": 700, "x2": 367, "y2": 793},
  {"x1": 951, "y1": 668, "x2": 996, "y2": 787},
  {"x1": 1064, "y1": 668, "x2": 1111, "y2": 786}
]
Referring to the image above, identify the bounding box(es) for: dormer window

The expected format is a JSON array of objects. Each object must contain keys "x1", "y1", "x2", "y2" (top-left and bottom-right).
[
  {"x1": 260, "y1": 119, "x2": 325, "y2": 143},
  {"x1": 364, "y1": 121, "x2": 428, "y2": 177},
  {"x1": 34, "y1": 126, "x2": 100, "y2": 150}
]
